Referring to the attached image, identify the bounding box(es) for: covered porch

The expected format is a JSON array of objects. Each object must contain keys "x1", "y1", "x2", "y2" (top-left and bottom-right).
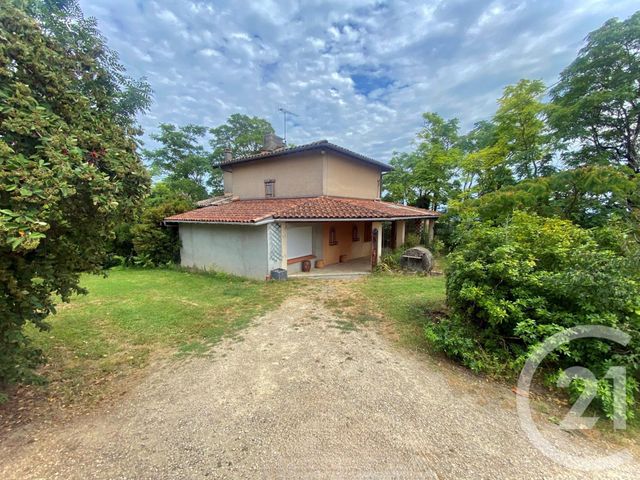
[
  {"x1": 288, "y1": 256, "x2": 371, "y2": 279},
  {"x1": 277, "y1": 218, "x2": 435, "y2": 278}
]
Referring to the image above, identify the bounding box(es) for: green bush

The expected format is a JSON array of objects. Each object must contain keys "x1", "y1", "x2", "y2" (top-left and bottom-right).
[
  {"x1": 131, "y1": 195, "x2": 192, "y2": 266},
  {"x1": 404, "y1": 232, "x2": 421, "y2": 248},
  {"x1": 376, "y1": 249, "x2": 404, "y2": 272},
  {"x1": 427, "y1": 211, "x2": 640, "y2": 418}
]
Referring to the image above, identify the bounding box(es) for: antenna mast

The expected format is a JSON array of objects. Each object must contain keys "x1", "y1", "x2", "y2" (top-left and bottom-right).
[{"x1": 278, "y1": 107, "x2": 298, "y2": 144}]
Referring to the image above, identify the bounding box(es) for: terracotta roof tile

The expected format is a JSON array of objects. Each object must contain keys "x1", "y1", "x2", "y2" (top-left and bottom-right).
[{"x1": 165, "y1": 196, "x2": 439, "y2": 224}]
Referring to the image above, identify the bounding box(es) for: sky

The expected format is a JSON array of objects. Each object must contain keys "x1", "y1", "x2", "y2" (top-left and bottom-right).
[{"x1": 79, "y1": 0, "x2": 638, "y2": 162}]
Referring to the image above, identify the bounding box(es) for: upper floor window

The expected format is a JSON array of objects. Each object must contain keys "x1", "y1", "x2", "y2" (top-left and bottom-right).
[
  {"x1": 264, "y1": 179, "x2": 275, "y2": 198},
  {"x1": 352, "y1": 225, "x2": 360, "y2": 242}
]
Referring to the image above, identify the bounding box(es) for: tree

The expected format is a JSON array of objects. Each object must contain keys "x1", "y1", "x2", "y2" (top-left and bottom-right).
[
  {"x1": 0, "y1": 1, "x2": 150, "y2": 387},
  {"x1": 550, "y1": 12, "x2": 640, "y2": 174},
  {"x1": 143, "y1": 124, "x2": 211, "y2": 201},
  {"x1": 494, "y1": 79, "x2": 554, "y2": 179},
  {"x1": 131, "y1": 184, "x2": 193, "y2": 266},
  {"x1": 209, "y1": 113, "x2": 274, "y2": 162},
  {"x1": 413, "y1": 113, "x2": 462, "y2": 210},
  {"x1": 382, "y1": 152, "x2": 419, "y2": 205}
]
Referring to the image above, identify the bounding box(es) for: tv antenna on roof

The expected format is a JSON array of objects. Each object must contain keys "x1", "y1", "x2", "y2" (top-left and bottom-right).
[{"x1": 278, "y1": 107, "x2": 298, "y2": 144}]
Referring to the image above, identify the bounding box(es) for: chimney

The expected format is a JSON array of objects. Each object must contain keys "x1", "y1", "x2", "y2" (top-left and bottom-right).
[
  {"x1": 223, "y1": 147, "x2": 233, "y2": 163},
  {"x1": 263, "y1": 133, "x2": 285, "y2": 152}
]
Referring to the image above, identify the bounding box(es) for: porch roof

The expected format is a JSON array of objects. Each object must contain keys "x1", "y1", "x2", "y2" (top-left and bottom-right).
[{"x1": 165, "y1": 196, "x2": 439, "y2": 225}]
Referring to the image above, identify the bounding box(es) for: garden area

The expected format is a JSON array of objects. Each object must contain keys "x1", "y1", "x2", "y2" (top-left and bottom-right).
[{"x1": 0, "y1": 268, "x2": 294, "y2": 428}]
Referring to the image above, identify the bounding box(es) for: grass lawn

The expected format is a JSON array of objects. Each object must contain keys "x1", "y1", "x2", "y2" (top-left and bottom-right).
[
  {"x1": 359, "y1": 272, "x2": 447, "y2": 350},
  {"x1": 25, "y1": 267, "x2": 295, "y2": 405}
]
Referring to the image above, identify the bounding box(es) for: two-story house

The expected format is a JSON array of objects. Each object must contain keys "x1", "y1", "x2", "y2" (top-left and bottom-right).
[{"x1": 165, "y1": 134, "x2": 439, "y2": 279}]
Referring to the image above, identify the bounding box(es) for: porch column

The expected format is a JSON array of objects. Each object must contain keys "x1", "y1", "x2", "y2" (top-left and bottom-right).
[
  {"x1": 427, "y1": 218, "x2": 435, "y2": 246},
  {"x1": 394, "y1": 220, "x2": 406, "y2": 249},
  {"x1": 371, "y1": 221, "x2": 383, "y2": 266}
]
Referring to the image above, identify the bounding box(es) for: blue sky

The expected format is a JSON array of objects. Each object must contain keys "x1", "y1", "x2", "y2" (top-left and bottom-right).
[{"x1": 79, "y1": 0, "x2": 638, "y2": 161}]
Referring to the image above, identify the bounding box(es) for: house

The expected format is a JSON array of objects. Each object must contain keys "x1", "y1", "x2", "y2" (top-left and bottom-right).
[{"x1": 164, "y1": 134, "x2": 439, "y2": 279}]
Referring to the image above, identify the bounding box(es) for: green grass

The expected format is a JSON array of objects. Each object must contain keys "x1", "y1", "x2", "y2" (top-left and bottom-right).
[
  {"x1": 26, "y1": 267, "x2": 295, "y2": 404},
  {"x1": 359, "y1": 272, "x2": 447, "y2": 349}
]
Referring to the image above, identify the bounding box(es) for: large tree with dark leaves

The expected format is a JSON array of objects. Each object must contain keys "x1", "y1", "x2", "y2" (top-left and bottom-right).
[
  {"x1": 144, "y1": 124, "x2": 212, "y2": 201},
  {"x1": 550, "y1": 12, "x2": 640, "y2": 174},
  {"x1": 0, "y1": 0, "x2": 151, "y2": 390}
]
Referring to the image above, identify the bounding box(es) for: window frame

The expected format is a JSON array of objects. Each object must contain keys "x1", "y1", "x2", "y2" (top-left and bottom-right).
[
  {"x1": 352, "y1": 225, "x2": 360, "y2": 242},
  {"x1": 264, "y1": 179, "x2": 275, "y2": 198},
  {"x1": 329, "y1": 227, "x2": 338, "y2": 246}
]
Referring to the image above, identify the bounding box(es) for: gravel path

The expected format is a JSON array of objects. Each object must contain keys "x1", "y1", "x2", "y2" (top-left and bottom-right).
[{"x1": 0, "y1": 283, "x2": 637, "y2": 479}]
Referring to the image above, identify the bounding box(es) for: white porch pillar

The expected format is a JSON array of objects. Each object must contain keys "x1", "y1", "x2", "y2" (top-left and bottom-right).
[
  {"x1": 371, "y1": 221, "x2": 383, "y2": 266},
  {"x1": 427, "y1": 218, "x2": 435, "y2": 245}
]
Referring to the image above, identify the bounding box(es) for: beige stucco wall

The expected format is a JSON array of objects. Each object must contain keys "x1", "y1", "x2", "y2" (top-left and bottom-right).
[
  {"x1": 325, "y1": 154, "x2": 381, "y2": 199},
  {"x1": 321, "y1": 221, "x2": 372, "y2": 266},
  {"x1": 227, "y1": 151, "x2": 382, "y2": 200},
  {"x1": 230, "y1": 152, "x2": 324, "y2": 199}
]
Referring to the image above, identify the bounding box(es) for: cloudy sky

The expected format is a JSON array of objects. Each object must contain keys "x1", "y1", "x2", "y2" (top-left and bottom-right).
[{"x1": 79, "y1": 0, "x2": 638, "y2": 161}]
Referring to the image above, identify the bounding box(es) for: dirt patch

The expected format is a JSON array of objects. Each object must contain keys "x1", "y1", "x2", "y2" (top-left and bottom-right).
[{"x1": 1, "y1": 284, "x2": 638, "y2": 479}]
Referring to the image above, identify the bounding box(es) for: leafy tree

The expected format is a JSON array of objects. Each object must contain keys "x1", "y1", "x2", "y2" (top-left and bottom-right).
[
  {"x1": 26, "y1": 0, "x2": 152, "y2": 132},
  {"x1": 459, "y1": 120, "x2": 515, "y2": 196},
  {"x1": 550, "y1": 12, "x2": 640, "y2": 174},
  {"x1": 494, "y1": 79, "x2": 554, "y2": 179},
  {"x1": 143, "y1": 124, "x2": 211, "y2": 200},
  {"x1": 131, "y1": 185, "x2": 193, "y2": 266},
  {"x1": 0, "y1": 1, "x2": 150, "y2": 387},
  {"x1": 382, "y1": 152, "x2": 419, "y2": 205},
  {"x1": 383, "y1": 113, "x2": 461, "y2": 211},
  {"x1": 209, "y1": 113, "x2": 275, "y2": 163},
  {"x1": 413, "y1": 113, "x2": 462, "y2": 210}
]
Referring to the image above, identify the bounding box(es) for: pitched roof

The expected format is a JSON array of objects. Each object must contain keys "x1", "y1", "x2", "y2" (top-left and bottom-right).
[
  {"x1": 218, "y1": 140, "x2": 393, "y2": 172},
  {"x1": 165, "y1": 196, "x2": 439, "y2": 224}
]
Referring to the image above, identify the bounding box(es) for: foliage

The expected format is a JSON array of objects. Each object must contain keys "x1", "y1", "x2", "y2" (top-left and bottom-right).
[
  {"x1": 384, "y1": 113, "x2": 461, "y2": 210},
  {"x1": 0, "y1": 1, "x2": 150, "y2": 387},
  {"x1": 428, "y1": 212, "x2": 640, "y2": 418},
  {"x1": 549, "y1": 12, "x2": 640, "y2": 173},
  {"x1": 131, "y1": 186, "x2": 193, "y2": 266},
  {"x1": 209, "y1": 114, "x2": 274, "y2": 192},
  {"x1": 209, "y1": 113, "x2": 275, "y2": 162},
  {"x1": 376, "y1": 249, "x2": 404, "y2": 272},
  {"x1": 404, "y1": 232, "x2": 421, "y2": 248},
  {"x1": 493, "y1": 79, "x2": 555, "y2": 179},
  {"x1": 454, "y1": 165, "x2": 636, "y2": 228},
  {"x1": 143, "y1": 124, "x2": 212, "y2": 201},
  {"x1": 143, "y1": 115, "x2": 276, "y2": 199}
]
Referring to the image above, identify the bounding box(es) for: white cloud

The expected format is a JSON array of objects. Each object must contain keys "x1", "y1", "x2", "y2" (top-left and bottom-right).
[{"x1": 78, "y1": 0, "x2": 640, "y2": 160}]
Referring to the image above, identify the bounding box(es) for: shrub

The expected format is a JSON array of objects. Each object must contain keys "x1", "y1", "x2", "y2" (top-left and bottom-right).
[
  {"x1": 376, "y1": 249, "x2": 404, "y2": 272},
  {"x1": 131, "y1": 195, "x2": 192, "y2": 266},
  {"x1": 404, "y1": 232, "x2": 421, "y2": 248},
  {"x1": 427, "y1": 211, "x2": 640, "y2": 418}
]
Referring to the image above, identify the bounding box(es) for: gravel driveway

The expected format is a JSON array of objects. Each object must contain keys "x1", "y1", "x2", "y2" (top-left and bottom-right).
[{"x1": 1, "y1": 282, "x2": 637, "y2": 479}]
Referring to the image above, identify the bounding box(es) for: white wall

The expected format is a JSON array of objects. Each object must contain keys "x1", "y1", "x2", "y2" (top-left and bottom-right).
[{"x1": 179, "y1": 223, "x2": 268, "y2": 279}]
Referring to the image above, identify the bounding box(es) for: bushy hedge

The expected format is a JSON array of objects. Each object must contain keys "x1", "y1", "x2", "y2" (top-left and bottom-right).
[
  {"x1": 426, "y1": 212, "x2": 640, "y2": 419},
  {"x1": 131, "y1": 195, "x2": 192, "y2": 267}
]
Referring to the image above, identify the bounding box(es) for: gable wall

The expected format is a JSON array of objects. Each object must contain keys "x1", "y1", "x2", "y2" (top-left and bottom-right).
[
  {"x1": 230, "y1": 152, "x2": 324, "y2": 199},
  {"x1": 325, "y1": 154, "x2": 381, "y2": 199},
  {"x1": 227, "y1": 150, "x2": 382, "y2": 200}
]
